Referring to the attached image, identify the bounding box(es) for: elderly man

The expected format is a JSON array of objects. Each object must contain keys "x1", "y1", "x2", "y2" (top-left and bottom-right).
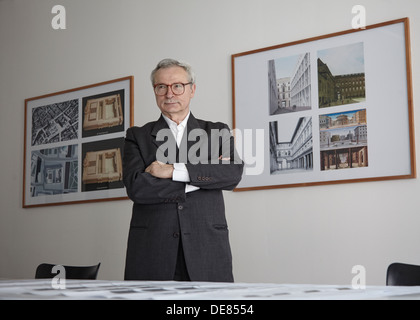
[{"x1": 123, "y1": 59, "x2": 243, "y2": 282}]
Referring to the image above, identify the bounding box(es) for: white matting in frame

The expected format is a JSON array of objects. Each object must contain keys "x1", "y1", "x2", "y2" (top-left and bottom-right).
[
  {"x1": 232, "y1": 18, "x2": 415, "y2": 191},
  {"x1": 23, "y1": 76, "x2": 134, "y2": 207}
]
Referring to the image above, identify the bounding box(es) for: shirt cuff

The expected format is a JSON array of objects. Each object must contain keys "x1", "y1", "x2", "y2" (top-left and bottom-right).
[
  {"x1": 173, "y1": 163, "x2": 190, "y2": 182},
  {"x1": 173, "y1": 163, "x2": 200, "y2": 193}
]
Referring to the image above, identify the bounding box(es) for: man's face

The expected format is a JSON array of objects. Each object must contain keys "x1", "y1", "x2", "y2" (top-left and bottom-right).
[{"x1": 153, "y1": 66, "x2": 196, "y2": 121}]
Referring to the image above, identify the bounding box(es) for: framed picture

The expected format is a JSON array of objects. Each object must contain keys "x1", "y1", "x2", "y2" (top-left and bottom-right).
[
  {"x1": 232, "y1": 18, "x2": 415, "y2": 191},
  {"x1": 23, "y1": 76, "x2": 134, "y2": 207}
]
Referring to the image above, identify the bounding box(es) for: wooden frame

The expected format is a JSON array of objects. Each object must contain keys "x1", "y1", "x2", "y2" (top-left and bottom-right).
[
  {"x1": 232, "y1": 18, "x2": 415, "y2": 191},
  {"x1": 23, "y1": 76, "x2": 134, "y2": 207}
]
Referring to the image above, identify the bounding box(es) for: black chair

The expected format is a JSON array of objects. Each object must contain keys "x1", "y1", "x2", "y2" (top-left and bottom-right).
[
  {"x1": 386, "y1": 262, "x2": 420, "y2": 286},
  {"x1": 35, "y1": 263, "x2": 101, "y2": 280}
]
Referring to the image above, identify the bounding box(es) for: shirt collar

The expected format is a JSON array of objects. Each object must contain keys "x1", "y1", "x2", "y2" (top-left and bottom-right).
[{"x1": 162, "y1": 112, "x2": 190, "y2": 131}]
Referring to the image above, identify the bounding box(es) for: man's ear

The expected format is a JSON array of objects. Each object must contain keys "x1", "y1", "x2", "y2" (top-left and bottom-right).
[{"x1": 190, "y1": 83, "x2": 196, "y2": 98}]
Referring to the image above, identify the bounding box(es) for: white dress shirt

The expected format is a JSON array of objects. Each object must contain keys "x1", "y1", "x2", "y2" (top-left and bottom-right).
[{"x1": 162, "y1": 112, "x2": 200, "y2": 193}]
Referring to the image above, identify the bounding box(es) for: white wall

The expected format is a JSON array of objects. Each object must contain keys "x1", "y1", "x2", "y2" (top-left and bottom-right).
[{"x1": 0, "y1": 0, "x2": 419, "y2": 285}]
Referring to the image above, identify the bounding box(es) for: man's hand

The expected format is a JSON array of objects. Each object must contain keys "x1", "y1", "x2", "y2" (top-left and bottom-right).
[{"x1": 145, "y1": 161, "x2": 174, "y2": 179}]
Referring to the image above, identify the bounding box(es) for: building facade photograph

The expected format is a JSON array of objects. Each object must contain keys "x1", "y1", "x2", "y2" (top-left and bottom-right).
[
  {"x1": 317, "y1": 42, "x2": 366, "y2": 108},
  {"x1": 268, "y1": 53, "x2": 311, "y2": 115},
  {"x1": 319, "y1": 109, "x2": 368, "y2": 171}
]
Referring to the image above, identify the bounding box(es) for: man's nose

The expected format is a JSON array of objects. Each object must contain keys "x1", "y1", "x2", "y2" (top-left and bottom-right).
[{"x1": 165, "y1": 86, "x2": 175, "y2": 98}]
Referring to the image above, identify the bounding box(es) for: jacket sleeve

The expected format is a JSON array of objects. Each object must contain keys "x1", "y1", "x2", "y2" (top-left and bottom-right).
[
  {"x1": 123, "y1": 127, "x2": 186, "y2": 204},
  {"x1": 186, "y1": 124, "x2": 244, "y2": 191}
]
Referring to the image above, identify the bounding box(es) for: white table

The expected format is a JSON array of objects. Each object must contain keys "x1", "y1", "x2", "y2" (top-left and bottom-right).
[{"x1": 1, "y1": 279, "x2": 420, "y2": 300}]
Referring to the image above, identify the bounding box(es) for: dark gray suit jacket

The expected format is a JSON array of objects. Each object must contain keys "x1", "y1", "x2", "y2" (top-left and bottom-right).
[{"x1": 123, "y1": 113, "x2": 243, "y2": 282}]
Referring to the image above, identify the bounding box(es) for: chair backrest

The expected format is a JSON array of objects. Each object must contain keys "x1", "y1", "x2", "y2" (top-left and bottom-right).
[
  {"x1": 386, "y1": 262, "x2": 420, "y2": 286},
  {"x1": 35, "y1": 263, "x2": 101, "y2": 280}
]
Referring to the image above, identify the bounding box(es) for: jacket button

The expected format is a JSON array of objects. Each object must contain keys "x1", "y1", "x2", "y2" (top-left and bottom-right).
[
  {"x1": 178, "y1": 205, "x2": 183, "y2": 210},
  {"x1": 173, "y1": 232, "x2": 180, "y2": 238}
]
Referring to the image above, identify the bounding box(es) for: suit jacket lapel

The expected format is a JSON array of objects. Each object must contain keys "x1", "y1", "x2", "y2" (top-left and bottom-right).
[
  {"x1": 181, "y1": 113, "x2": 207, "y2": 163},
  {"x1": 151, "y1": 115, "x2": 177, "y2": 163}
]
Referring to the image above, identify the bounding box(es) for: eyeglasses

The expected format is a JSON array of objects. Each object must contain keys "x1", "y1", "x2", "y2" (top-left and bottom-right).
[{"x1": 153, "y1": 82, "x2": 192, "y2": 96}]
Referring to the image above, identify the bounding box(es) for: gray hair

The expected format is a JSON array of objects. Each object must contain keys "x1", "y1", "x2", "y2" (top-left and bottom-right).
[{"x1": 150, "y1": 58, "x2": 196, "y2": 85}]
